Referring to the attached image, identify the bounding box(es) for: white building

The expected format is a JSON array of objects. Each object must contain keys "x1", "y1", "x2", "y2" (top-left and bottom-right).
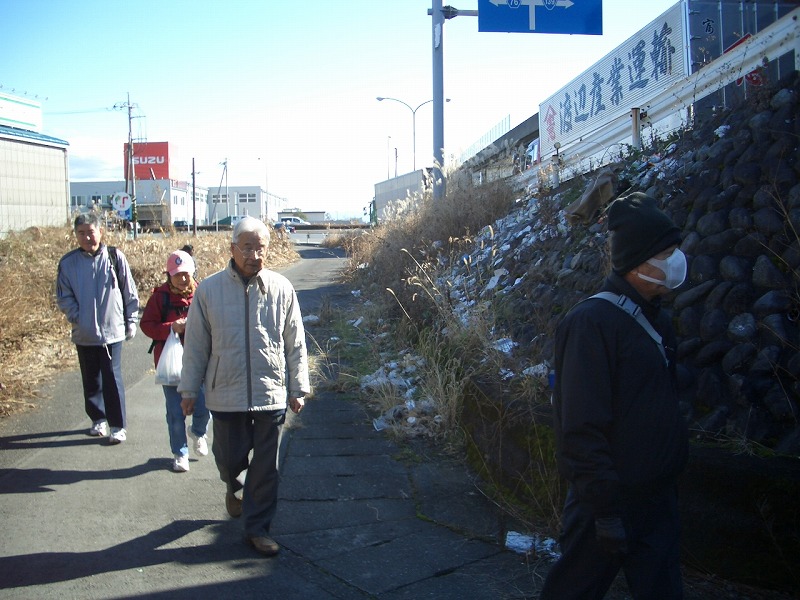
[
  {"x1": 209, "y1": 185, "x2": 282, "y2": 224},
  {"x1": 373, "y1": 170, "x2": 429, "y2": 223},
  {"x1": 0, "y1": 124, "x2": 70, "y2": 235},
  {"x1": 69, "y1": 179, "x2": 210, "y2": 228}
]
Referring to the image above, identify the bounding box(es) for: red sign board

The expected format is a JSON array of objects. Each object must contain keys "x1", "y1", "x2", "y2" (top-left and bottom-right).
[{"x1": 123, "y1": 141, "x2": 170, "y2": 180}]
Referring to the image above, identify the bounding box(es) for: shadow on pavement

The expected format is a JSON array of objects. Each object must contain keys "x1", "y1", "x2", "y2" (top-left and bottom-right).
[
  {"x1": 0, "y1": 458, "x2": 168, "y2": 494},
  {"x1": 0, "y1": 520, "x2": 226, "y2": 587},
  {"x1": 295, "y1": 247, "x2": 346, "y2": 260},
  {"x1": 0, "y1": 429, "x2": 111, "y2": 451}
]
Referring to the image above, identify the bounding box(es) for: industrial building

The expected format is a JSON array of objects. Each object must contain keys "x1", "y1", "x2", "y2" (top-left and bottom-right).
[{"x1": 0, "y1": 90, "x2": 70, "y2": 235}]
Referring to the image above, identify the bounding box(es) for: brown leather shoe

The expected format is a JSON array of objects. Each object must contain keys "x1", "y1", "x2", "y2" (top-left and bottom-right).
[
  {"x1": 246, "y1": 536, "x2": 280, "y2": 556},
  {"x1": 225, "y1": 492, "x2": 242, "y2": 518}
]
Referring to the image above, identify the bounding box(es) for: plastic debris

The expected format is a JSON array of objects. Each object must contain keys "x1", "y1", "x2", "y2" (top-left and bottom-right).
[
  {"x1": 523, "y1": 362, "x2": 550, "y2": 378},
  {"x1": 493, "y1": 338, "x2": 517, "y2": 354},
  {"x1": 714, "y1": 124, "x2": 730, "y2": 138},
  {"x1": 505, "y1": 531, "x2": 534, "y2": 554},
  {"x1": 505, "y1": 531, "x2": 561, "y2": 559}
]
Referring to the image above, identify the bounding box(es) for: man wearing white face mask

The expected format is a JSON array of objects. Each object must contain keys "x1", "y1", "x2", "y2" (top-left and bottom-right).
[{"x1": 541, "y1": 193, "x2": 690, "y2": 600}]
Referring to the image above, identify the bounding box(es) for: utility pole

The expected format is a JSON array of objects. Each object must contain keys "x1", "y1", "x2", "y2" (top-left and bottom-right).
[
  {"x1": 428, "y1": 4, "x2": 476, "y2": 200},
  {"x1": 114, "y1": 93, "x2": 139, "y2": 238},
  {"x1": 192, "y1": 158, "x2": 197, "y2": 236},
  {"x1": 432, "y1": 0, "x2": 445, "y2": 201},
  {"x1": 223, "y1": 158, "x2": 230, "y2": 219},
  {"x1": 216, "y1": 160, "x2": 228, "y2": 227}
]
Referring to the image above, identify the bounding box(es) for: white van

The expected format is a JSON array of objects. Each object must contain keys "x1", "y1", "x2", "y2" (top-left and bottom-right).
[{"x1": 281, "y1": 216, "x2": 310, "y2": 226}]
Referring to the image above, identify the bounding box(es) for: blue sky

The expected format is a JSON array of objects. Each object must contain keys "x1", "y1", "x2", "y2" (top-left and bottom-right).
[{"x1": 1, "y1": 0, "x2": 678, "y2": 219}]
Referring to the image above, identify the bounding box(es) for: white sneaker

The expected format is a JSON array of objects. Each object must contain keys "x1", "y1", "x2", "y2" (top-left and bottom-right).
[
  {"x1": 189, "y1": 429, "x2": 209, "y2": 457},
  {"x1": 172, "y1": 455, "x2": 190, "y2": 472},
  {"x1": 109, "y1": 428, "x2": 127, "y2": 444},
  {"x1": 88, "y1": 420, "x2": 108, "y2": 437}
]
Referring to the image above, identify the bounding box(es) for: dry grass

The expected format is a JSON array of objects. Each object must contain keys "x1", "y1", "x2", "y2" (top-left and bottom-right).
[
  {"x1": 337, "y1": 166, "x2": 568, "y2": 529},
  {"x1": 0, "y1": 224, "x2": 298, "y2": 417},
  {"x1": 345, "y1": 174, "x2": 516, "y2": 327}
]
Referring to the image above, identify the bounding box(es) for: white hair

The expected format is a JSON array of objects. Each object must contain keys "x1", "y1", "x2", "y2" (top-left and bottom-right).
[{"x1": 232, "y1": 217, "x2": 270, "y2": 244}]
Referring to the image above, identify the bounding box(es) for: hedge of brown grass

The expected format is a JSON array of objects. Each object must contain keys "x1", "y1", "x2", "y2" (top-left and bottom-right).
[{"x1": 0, "y1": 225, "x2": 298, "y2": 417}]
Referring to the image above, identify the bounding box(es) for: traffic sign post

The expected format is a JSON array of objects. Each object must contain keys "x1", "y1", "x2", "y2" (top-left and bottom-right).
[
  {"x1": 111, "y1": 192, "x2": 132, "y2": 221},
  {"x1": 478, "y1": 0, "x2": 602, "y2": 35}
]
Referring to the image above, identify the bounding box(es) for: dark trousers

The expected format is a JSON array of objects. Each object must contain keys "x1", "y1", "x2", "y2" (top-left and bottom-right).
[
  {"x1": 541, "y1": 486, "x2": 683, "y2": 600},
  {"x1": 76, "y1": 343, "x2": 126, "y2": 429},
  {"x1": 211, "y1": 409, "x2": 286, "y2": 538}
]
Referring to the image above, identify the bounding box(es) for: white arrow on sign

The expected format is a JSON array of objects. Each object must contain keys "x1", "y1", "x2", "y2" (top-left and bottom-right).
[
  {"x1": 490, "y1": 0, "x2": 574, "y2": 31},
  {"x1": 112, "y1": 192, "x2": 132, "y2": 212}
]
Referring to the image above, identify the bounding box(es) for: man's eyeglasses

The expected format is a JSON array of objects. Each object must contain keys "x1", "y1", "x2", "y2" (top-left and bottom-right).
[{"x1": 234, "y1": 244, "x2": 267, "y2": 257}]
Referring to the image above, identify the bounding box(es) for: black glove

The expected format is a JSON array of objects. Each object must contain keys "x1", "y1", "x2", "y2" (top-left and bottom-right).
[{"x1": 595, "y1": 516, "x2": 628, "y2": 558}]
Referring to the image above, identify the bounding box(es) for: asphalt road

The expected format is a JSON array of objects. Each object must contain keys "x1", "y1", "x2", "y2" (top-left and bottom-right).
[{"x1": 0, "y1": 246, "x2": 364, "y2": 599}]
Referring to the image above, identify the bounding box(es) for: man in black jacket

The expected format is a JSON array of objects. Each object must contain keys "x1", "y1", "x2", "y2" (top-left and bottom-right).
[{"x1": 541, "y1": 193, "x2": 690, "y2": 599}]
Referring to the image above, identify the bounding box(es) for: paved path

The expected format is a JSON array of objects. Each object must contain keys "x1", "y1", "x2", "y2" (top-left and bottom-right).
[{"x1": 0, "y1": 248, "x2": 542, "y2": 599}]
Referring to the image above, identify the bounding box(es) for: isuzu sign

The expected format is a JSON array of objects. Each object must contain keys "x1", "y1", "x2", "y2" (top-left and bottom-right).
[
  {"x1": 133, "y1": 156, "x2": 166, "y2": 165},
  {"x1": 123, "y1": 141, "x2": 170, "y2": 180}
]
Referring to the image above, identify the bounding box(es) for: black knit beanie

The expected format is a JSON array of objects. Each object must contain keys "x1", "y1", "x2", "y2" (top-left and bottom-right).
[{"x1": 607, "y1": 192, "x2": 681, "y2": 274}]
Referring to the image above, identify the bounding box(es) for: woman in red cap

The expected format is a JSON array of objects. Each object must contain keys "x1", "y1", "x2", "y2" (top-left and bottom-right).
[{"x1": 141, "y1": 250, "x2": 210, "y2": 472}]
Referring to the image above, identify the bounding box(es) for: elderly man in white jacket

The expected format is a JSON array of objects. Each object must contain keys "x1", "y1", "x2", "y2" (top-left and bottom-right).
[{"x1": 179, "y1": 217, "x2": 310, "y2": 557}]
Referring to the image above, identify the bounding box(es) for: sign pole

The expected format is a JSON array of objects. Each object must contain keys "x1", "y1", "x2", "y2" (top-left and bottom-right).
[
  {"x1": 127, "y1": 93, "x2": 138, "y2": 240},
  {"x1": 432, "y1": 0, "x2": 445, "y2": 201},
  {"x1": 192, "y1": 157, "x2": 197, "y2": 236}
]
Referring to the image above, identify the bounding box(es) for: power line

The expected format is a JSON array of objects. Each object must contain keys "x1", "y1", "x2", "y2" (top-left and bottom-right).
[{"x1": 45, "y1": 107, "x2": 114, "y2": 115}]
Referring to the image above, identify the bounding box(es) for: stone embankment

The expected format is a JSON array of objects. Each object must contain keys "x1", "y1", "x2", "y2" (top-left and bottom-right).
[{"x1": 441, "y1": 73, "x2": 800, "y2": 591}]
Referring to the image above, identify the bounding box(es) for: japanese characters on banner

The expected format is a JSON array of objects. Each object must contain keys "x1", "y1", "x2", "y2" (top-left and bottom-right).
[{"x1": 538, "y1": 3, "x2": 687, "y2": 159}]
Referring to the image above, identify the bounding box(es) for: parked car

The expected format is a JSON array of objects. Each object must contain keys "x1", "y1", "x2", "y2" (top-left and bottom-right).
[
  {"x1": 173, "y1": 220, "x2": 190, "y2": 231},
  {"x1": 280, "y1": 216, "x2": 310, "y2": 226}
]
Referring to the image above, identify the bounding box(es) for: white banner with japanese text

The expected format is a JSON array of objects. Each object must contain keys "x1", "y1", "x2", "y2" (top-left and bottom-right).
[{"x1": 538, "y1": 2, "x2": 688, "y2": 159}]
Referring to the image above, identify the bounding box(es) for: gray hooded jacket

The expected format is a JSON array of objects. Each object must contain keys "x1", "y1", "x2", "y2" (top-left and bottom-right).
[{"x1": 56, "y1": 245, "x2": 139, "y2": 346}]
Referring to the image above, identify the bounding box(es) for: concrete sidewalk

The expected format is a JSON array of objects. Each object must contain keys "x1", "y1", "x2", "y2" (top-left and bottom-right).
[{"x1": 0, "y1": 372, "x2": 541, "y2": 598}]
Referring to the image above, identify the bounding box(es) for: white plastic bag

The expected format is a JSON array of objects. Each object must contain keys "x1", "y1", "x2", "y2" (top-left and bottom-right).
[{"x1": 155, "y1": 330, "x2": 183, "y2": 386}]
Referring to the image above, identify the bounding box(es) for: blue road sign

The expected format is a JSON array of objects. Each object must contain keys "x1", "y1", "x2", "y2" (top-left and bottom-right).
[{"x1": 478, "y1": 0, "x2": 603, "y2": 35}]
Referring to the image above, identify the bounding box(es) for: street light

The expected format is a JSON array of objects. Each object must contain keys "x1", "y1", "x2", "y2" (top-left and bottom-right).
[{"x1": 376, "y1": 96, "x2": 450, "y2": 172}]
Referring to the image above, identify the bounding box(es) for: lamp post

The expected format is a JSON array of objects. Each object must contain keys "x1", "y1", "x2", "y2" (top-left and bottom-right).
[
  {"x1": 258, "y1": 157, "x2": 269, "y2": 220},
  {"x1": 191, "y1": 158, "x2": 197, "y2": 236},
  {"x1": 376, "y1": 96, "x2": 450, "y2": 172},
  {"x1": 386, "y1": 135, "x2": 391, "y2": 180}
]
